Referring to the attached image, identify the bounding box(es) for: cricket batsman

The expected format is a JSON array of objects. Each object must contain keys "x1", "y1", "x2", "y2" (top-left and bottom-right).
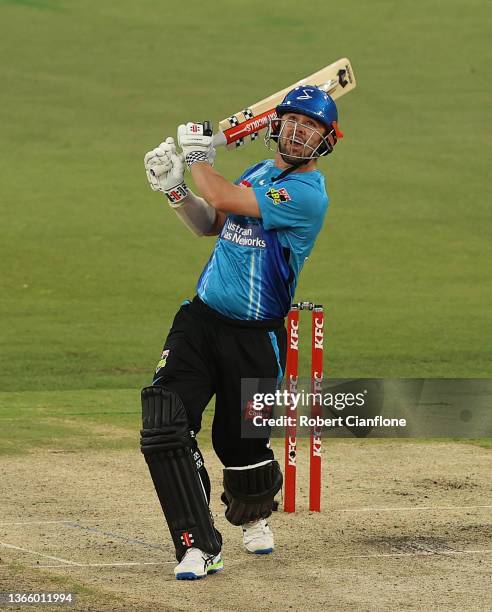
[{"x1": 141, "y1": 86, "x2": 342, "y2": 579}]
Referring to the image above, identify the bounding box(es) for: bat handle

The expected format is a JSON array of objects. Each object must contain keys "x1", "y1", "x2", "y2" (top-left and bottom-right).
[
  {"x1": 212, "y1": 132, "x2": 227, "y2": 148},
  {"x1": 201, "y1": 120, "x2": 226, "y2": 148}
]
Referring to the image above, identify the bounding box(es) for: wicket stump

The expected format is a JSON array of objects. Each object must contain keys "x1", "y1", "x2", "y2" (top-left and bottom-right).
[{"x1": 284, "y1": 301, "x2": 324, "y2": 512}]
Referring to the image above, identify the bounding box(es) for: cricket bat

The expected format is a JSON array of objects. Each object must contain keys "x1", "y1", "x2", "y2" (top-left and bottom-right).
[
  {"x1": 212, "y1": 57, "x2": 356, "y2": 150},
  {"x1": 151, "y1": 58, "x2": 355, "y2": 177}
]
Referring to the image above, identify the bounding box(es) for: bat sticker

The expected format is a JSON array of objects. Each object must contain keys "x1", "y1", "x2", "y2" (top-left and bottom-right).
[{"x1": 337, "y1": 68, "x2": 348, "y2": 88}]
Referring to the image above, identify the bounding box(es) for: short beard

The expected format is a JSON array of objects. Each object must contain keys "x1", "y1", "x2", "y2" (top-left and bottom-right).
[
  {"x1": 278, "y1": 140, "x2": 308, "y2": 167},
  {"x1": 279, "y1": 152, "x2": 306, "y2": 166}
]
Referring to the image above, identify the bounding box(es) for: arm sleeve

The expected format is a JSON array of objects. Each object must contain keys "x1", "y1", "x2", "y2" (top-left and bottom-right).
[{"x1": 254, "y1": 179, "x2": 327, "y2": 231}]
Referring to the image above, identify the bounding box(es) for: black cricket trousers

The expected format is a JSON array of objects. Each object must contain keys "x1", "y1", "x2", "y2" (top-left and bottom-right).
[{"x1": 151, "y1": 296, "x2": 287, "y2": 468}]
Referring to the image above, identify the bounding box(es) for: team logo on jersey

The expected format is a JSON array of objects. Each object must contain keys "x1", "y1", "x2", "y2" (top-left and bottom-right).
[
  {"x1": 155, "y1": 349, "x2": 169, "y2": 373},
  {"x1": 266, "y1": 187, "x2": 291, "y2": 205}
]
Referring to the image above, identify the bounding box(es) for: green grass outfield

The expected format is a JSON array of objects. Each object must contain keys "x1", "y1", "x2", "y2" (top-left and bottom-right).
[{"x1": 0, "y1": 0, "x2": 490, "y2": 451}]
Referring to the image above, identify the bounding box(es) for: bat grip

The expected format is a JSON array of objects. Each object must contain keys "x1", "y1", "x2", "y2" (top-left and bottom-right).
[{"x1": 212, "y1": 132, "x2": 227, "y2": 148}]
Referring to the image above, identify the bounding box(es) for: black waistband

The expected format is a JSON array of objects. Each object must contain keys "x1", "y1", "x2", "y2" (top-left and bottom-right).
[{"x1": 189, "y1": 296, "x2": 285, "y2": 330}]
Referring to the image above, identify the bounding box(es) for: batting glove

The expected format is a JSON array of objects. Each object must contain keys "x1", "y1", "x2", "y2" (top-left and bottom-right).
[
  {"x1": 177, "y1": 122, "x2": 216, "y2": 169},
  {"x1": 144, "y1": 137, "x2": 189, "y2": 205}
]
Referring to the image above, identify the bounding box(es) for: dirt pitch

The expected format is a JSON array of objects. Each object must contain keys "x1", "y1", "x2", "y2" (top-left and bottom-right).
[{"x1": 1, "y1": 440, "x2": 490, "y2": 611}]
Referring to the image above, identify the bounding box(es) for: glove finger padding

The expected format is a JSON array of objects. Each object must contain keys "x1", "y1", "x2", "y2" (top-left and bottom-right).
[
  {"x1": 144, "y1": 151, "x2": 168, "y2": 170},
  {"x1": 222, "y1": 460, "x2": 283, "y2": 526},
  {"x1": 169, "y1": 153, "x2": 184, "y2": 179},
  {"x1": 144, "y1": 139, "x2": 187, "y2": 199},
  {"x1": 145, "y1": 150, "x2": 173, "y2": 182},
  {"x1": 149, "y1": 162, "x2": 172, "y2": 180},
  {"x1": 157, "y1": 141, "x2": 175, "y2": 156},
  {"x1": 144, "y1": 136, "x2": 175, "y2": 165},
  {"x1": 144, "y1": 149, "x2": 156, "y2": 165}
]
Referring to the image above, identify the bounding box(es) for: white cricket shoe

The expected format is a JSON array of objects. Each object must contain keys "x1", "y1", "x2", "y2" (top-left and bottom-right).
[
  {"x1": 174, "y1": 548, "x2": 223, "y2": 580},
  {"x1": 242, "y1": 519, "x2": 274, "y2": 554}
]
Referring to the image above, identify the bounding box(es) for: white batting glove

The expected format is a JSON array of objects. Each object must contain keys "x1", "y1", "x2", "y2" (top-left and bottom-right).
[
  {"x1": 177, "y1": 122, "x2": 216, "y2": 168},
  {"x1": 144, "y1": 137, "x2": 189, "y2": 205},
  {"x1": 144, "y1": 136, "x2": 175, "y2": 188}
]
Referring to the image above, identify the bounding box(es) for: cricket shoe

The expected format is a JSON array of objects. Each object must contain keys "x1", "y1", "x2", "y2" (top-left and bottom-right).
[
  {"x1": 242, "y1": 519, "x2": 274, "y2": 554},
  {"x1": 174, "y1": 548, "x2": 223, "y2": 580}
]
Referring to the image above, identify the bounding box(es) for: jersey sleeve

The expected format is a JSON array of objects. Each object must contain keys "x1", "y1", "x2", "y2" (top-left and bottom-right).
[
  {"x1": 234, "y1": 161, "x2": 267, "y2": 186},
  {"x1": 254, "y1": 178, "x2": 327, "y2": 231}
]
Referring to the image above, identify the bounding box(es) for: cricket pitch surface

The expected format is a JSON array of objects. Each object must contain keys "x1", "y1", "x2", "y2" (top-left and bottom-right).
[{"x1": 1, "y1": 441, "x2": 490, "y2": 611}]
